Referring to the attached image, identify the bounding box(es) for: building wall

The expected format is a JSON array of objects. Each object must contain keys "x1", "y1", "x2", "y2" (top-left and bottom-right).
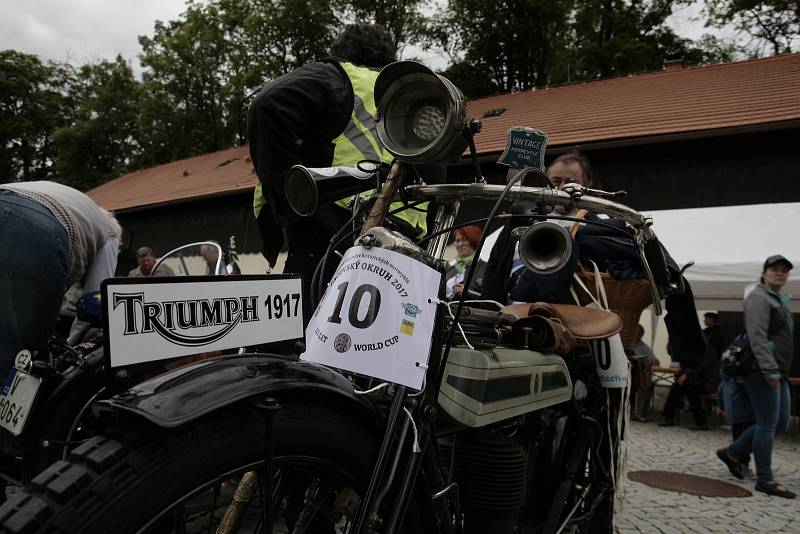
[
  {"x1": 449, "y1": 128, "x2": 800, "y2": 225},
  {"x1": 116, "y1": 192, "x2": 262, "y2": 274},
  {"x1": 116, "y1": 128, "x2": 799, "y2": 271}
]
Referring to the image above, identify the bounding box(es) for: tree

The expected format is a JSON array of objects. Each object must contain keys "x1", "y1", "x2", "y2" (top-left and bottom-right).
[
  {"x1": 428, "y1": 0, "x2": 713, "y2": 98},
  {"x1": 51, "y1": 56, "x2": 141, "y2": 190},
  {"x1": 135, "y1": 0, "x2": 345, "y2": 167},
  {"x1": 136, "y1": 2, "x2": 234, "y2": 167},
  {"x1": 569, "y1": 0, "x2": 694, "y2": 80},
  {"x1": 705, "y1": 0, "x2": 799, "y2": 55},
  {"x1": 429, "y1": 0, "x2": 574, "y2": 95},
  {"x1": 336, "y1": 0, "x2": 432, "y2": 53},
  {"x1": 0, "y1": 50, "x2": 74, "y2": 183}
]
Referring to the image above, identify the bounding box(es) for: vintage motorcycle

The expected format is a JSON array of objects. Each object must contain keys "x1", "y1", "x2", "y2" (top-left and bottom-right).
[
  {"x1": 0, "y1": 62, "x2": 680, "y2": 534},
  {"x1": 0, "y1": 240, "x2": 237, "y2": 486}
]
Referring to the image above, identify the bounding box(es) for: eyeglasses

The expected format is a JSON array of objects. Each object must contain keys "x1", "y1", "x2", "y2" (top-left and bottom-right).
[{"x1": 454, "y1": 238, "x2": 470, "y2": 244}]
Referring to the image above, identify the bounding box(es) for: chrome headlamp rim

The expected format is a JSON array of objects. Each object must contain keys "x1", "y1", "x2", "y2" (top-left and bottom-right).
[{"x1": 375, "y1": 61, "x2": 467, "y2": 164}]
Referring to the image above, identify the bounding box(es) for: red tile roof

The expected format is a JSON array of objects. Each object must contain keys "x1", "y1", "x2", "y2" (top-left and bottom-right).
[
  {"x1": 88, "y1": 146, "x2": 256, "y2": 212},
  {"x1": 468, "y1": 53, "x2": 800, "y2": 154},
  {"x1": 89, "y1": 54, "x2": 800, "y2": 212}
]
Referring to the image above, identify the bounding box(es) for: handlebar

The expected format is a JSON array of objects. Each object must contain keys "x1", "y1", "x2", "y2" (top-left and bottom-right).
[
  {"x1": 406, "y1": 182, "x2": 668, "y2": 314},
  {"x1": 405, "y1": 183, "x2": 654, "y2": 236}
]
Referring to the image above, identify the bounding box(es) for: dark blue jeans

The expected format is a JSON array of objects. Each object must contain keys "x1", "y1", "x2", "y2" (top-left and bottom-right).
[
  {"x1": 727, "y1": 371, "x2": 791, "y2": 483},
  {"x1": 0, "y1": 190, "x2": 69, "y2": 380}
]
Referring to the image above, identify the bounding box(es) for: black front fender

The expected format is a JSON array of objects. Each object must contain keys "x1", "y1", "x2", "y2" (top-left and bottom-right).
[{"x1": 97, "y1": 354, "x2": 379, "y2": 429}]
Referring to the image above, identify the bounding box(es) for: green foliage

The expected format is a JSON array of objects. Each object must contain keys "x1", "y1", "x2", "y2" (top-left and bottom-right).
[
  {"x1": 569, "y1": 0, "x2": 688, "y2": 80},
  {"x1": 135, "y1": 0, "x2": 343, "y2": 168},
  {"x1": 336, "y1": 0, "x2": 432, "y2": 50},
  {"x1": 0, "y1": 0, "x2": 790, "y2": 190},
  {"x1": 429, "y1": 0, "x2": 737, "y2": 96},
  {"x1": 52, "y1": 56, "x2": 141, "y2": 190},
  {"x1": 704, "y1": 0, "x2": 799, "y2": 55},
  {"x1": 0, "y1": 50, "x2": 74, "y2": 183},
  {"x1": 430, "y1": 0, "x2": 574, "y2": 94}
]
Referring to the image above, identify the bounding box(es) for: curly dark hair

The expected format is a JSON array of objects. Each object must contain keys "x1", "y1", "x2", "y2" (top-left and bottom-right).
[{"x1": 330, "y1": 23, "x2": 396, "y2": 68}]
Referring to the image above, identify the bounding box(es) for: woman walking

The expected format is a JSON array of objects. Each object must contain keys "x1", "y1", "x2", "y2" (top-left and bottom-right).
[{"x1": 716, "y1": 255, "x2": 795, "y2": 498}]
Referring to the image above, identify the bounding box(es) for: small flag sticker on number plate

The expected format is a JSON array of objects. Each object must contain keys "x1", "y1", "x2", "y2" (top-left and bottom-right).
[{"x1": 400, "y1": 319, "x2": 416, "y2": 335}]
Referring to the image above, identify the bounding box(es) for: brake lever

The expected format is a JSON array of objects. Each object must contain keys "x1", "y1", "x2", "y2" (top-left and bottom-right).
[{"x1": 560, "y1": 183, "x2": 627, "y2": 199}]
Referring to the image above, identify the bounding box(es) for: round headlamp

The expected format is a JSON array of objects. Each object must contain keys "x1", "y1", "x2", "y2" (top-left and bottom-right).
[{"x1": 375, "y1": 61, "x2": 468, "y2": 164}]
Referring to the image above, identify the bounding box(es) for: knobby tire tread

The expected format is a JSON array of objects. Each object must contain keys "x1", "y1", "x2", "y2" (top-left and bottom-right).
[{"x1": 0, "y1": 397, "x2": 377, "y2": 534}]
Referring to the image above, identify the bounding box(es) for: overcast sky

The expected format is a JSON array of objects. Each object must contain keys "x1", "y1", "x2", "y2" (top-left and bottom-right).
[{"x1": 1, "y1": 0, "x2": 725, "y2": 73}]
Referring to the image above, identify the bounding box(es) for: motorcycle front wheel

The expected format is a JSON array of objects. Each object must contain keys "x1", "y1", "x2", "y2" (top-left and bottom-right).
[{"x1": 0, "y1": 396, "x2": 384, "y2": 534}]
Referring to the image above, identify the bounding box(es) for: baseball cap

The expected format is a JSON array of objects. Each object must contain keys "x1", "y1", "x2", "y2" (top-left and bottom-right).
[{"x1": 763, "y1": 254, "x2": 793, "y2": 271}]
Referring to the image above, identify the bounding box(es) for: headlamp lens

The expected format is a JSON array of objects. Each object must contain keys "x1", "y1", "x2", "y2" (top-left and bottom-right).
[{"x1": 412, "y1": 105, "x2": 446, "y2": 142}]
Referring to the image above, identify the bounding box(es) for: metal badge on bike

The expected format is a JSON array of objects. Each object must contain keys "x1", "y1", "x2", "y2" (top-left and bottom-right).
[{"x1": 496, "y1": 126, "x2": 549, "y2": 172}]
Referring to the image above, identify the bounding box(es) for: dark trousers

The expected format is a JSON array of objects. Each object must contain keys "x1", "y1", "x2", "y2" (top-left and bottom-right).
[
  {"x1": 258, "y1": 205, "x2": 352, "y2": 328},
  {"x1": 0, "y1": 190, "x2": 69, "y2": 379},
  {"x1": 728, "y1": 374, "x2": 791, "y2": 483},
  {"x1": 732, "y1": 420, "x2": 754, "y2": 465},
  {"x1": 661, "y1": 380, "x2": 708, "y2": 426}
]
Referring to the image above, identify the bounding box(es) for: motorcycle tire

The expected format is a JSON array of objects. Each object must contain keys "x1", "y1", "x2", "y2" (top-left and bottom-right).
[
  {"x1": 23, "y1": 381, "x2": 102, "y2": 482},
  {"x1": 0, "y1": 396, "x2": 386, "y2": 534}
]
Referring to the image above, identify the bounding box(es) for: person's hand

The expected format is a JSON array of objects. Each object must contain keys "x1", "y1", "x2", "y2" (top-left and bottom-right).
[
  {"x1": 765, "y1": 372, "x2": 781, "y2": 388},
  {"x1": 676, "y1": 373, "x2": 687, "y2": 386},
  {"x1": 452, "y1": 283, "x2": 464, "y2": 297}
]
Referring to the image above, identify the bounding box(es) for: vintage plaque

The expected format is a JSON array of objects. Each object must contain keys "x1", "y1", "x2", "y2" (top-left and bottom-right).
[{"x1": 496, "y1": 127, "x2": 549, "y2": 172}]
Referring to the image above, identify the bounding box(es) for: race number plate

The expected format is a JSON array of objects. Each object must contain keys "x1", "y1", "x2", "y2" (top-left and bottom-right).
[
  {"x1": 0, "y1": 369, "x2": 42, "y2": 435},
  {"x1": 103, "y1": 275, "x2": 303, "y2": 368},
  {"x1": 302, "y1": 246, "x2": 441, "y2": 390}
]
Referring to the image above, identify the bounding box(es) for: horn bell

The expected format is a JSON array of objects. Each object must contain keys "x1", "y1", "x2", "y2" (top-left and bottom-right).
[
  {"x1": 285, "y1": 164, "x2": 378, "y2": 217},
  {"x1": 518, "y1": 221, "x2": 574, "y2": 274}
]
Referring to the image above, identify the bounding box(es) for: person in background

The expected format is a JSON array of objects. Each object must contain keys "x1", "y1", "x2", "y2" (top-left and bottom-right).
[
  {"x1": 703, "y1": 312, "x2": 723, "y2": 359},
  {"x1": 718, "y1": 371, "x2": 755, "y2": 475},
  {"x1": 657, "y1": 335, "x2": 719, "y2": 430},
  {"x1": 547, "y1": 152, "x2": 596, "y2": 218},
  {"x1": 717, "y1": 255, "x2": 795, "y2": 498},
  {"x1": 445, "y1": 225, "x2": 486, "y2": 300},
  {"x1": 0, "y1": 181, "x2": 120, "y2": 377},
  {"x1": 631, "y1": 324, "x2": 659, "y2": 422},
  {"x1": 128, "y1": 246, "x2": 174, "y2": 277},
  {"x1": 482, "y1": 152, "x2": 593, "y2": 304}
]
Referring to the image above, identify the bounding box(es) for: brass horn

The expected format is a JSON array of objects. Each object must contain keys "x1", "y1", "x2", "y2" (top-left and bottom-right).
[
  {"x1": 518, "y1": 221, "x2": 574, "y2": 274},
  {"x1": 285, "y1": 164, "x2": 379, "y2": 217}
]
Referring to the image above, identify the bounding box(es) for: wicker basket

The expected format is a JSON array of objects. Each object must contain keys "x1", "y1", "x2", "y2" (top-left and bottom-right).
[{"x1": 574, "y1": 268, "x2": 652, "y2": 350}]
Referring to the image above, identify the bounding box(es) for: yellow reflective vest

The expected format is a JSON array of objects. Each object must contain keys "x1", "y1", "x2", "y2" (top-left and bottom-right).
[{"x1": 253, "y1": 61, "x2": 428, "y2": 238}]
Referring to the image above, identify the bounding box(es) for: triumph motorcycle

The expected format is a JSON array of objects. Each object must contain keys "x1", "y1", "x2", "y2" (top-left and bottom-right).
[
  {"x1": 0, "y1": 62, "x2": 682, "y2": 534},
  {"x1": 0, "y1": 240, "x2": 238, "y2": 486}
]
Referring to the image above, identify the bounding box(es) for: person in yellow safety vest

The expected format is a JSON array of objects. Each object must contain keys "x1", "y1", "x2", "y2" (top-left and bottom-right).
[{"x1": 248, "y1": 23, "x2": 445, "y2": 324}]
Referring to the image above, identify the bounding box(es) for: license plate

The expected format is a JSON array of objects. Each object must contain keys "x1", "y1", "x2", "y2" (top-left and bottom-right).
[{"x1": 0, "y1": 369, "x2": 42, "y2": 435}]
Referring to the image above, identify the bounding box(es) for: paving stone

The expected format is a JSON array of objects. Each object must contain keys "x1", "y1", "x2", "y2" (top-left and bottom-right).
[{"x1": 615, "y1": 421, "x2": 800, "y2": 533}]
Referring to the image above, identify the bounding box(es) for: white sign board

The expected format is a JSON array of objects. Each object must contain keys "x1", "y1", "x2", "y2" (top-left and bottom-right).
[
  {"x1": 103, "y1": 275, "x2": 303, "y2": 368},
  {"x1": 302, "y1": 247, "x2": 441, "y2": 390}
]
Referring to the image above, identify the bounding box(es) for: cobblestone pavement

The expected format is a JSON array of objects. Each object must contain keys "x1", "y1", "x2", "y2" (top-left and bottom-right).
[{"x1": 615, "y1": 420, "x2": 800, "y2": 533}]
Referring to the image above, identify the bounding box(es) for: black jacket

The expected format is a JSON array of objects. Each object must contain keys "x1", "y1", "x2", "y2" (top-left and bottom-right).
[
  {"x1": 248, "y1": 60, "x2": 353, "y2": 226},
  {"x1": 248, "y1": 59, "x2": 447, "y2": 266}
]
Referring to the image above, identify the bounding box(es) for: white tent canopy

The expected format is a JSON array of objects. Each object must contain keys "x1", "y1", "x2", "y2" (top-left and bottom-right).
[{"x1": 646, "y1": 203, "x2": 800, "y2": 312}]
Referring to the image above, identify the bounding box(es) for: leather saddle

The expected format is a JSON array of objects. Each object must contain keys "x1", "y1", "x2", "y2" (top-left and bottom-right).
[{"x1": 503, "y1": 302, "x2": 623, "y2": 343}]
